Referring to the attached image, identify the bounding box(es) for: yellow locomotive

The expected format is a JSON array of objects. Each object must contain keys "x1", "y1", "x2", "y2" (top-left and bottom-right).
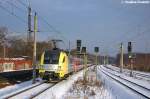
[{"x1": 39, "y1": 48, "x2": 70, "y2": 80}]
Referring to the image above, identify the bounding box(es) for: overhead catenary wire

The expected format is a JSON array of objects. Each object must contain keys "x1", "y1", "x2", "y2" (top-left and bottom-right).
[
  {"x1": 4, "y1": 1, "x2": 49, "y2": 33},
  {"x1": 15, "y1": 0, "x2": 69, "y2": 42},
  {"x1": 0, "y1": 0, "x2": 69, "y2": 50},
  {"x1": 0, "y1": 1, "x2": 60, "y2": 36},
  {"x1": 16, "y1": 0, "x2": 28, "y2": 8},
  {"x1": 6, "y1": 0, "x2": 27, "y2": 14},
  {"x1": 0, "y1": 1, "x2": 31, "y2": 42},
  {"x1": 104, "y1": 27, "x2": 150, "y2": 55},
  {"x1": 0, "y1": 3, "x2": 27, "y2": 25}
]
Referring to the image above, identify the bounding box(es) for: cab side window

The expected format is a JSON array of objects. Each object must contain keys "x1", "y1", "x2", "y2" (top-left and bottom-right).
[{"x1": 63, "y1": 57, "x2": 65, "y2": 63}]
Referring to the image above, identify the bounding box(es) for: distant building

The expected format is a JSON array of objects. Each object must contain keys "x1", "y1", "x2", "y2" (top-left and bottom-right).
[
  {"x1": 0, "y1": 57, "x2": 32, "y2": 72},
  {"x1": 116, "y1": 53, "x2": 150, "y2": 72}
]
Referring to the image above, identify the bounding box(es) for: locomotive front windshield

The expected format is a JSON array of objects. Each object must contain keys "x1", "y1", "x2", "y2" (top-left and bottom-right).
[{"x1": 44, "y1": 51, "x2": 60, "y2": 64}]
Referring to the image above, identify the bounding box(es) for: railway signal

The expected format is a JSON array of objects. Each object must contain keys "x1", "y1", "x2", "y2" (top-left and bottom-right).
[
  {"x1": 94, "y1": 47, "x2": 99, "y2": 53},
  {"x1": 81, "y1": 47, "x2": 86, "y2": 53},
  {"x1": 94, "y1": 47, "x2": 99, "y2": 82},
  {"x1": 128, "y1": 42, "x2": 133, "y2": 77},
  {"x1": 128, "y1": 42, "x2": 132, "y2": 58},
  {"x1": 77, "y1": 40, "x2": 81, "y2": 47},
  {"x1": 81, "y1": 47, "x2": 87, "y2": 77},
  {"x1": 128, "y1": 42, "x2": 132, "y2": 52},
  {"x1": 76, "y1": 40, "x2": 87, "y2": 84},
  {"x1": 76, "y1": 40, "x2": 87, "y2": 91},
  {"x1": 77, "y1": 47, "x2": 81, "y2": 53},
  {"x1": 120, "y1": 43, "x2": 124, "y2": 73},
  {"x1": 76, "y1": 40, "x2": 81, "y2": 54},
  {"x1": 81, "y1": 46, "x2": 87, "y2": 97}
]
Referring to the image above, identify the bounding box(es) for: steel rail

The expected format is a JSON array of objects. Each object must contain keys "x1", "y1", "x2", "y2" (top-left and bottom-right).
[
  {"x1": 100, "y1": 67, "x2": 150, "y2": 99},
  {"x1": 3, "y1": 81, "x2": 46, "y2": 99}
]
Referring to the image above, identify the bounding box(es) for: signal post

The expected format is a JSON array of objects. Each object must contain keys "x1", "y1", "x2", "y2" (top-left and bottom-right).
[
  {"x1": 76, "y1": 40, "x2": 87, "y2": 97},
  {"x1": 76, "y1": 40, "x2": 87, "y2": 80},
  {"x1": 128, "y1": 42, "x2": 133, "y2": 77},
  {"x1": 94, "y1": 47, "x2": 99, "y2": 82},
  {"x1": 120, "y1": 43, "x2": 123, "y2": 73}
]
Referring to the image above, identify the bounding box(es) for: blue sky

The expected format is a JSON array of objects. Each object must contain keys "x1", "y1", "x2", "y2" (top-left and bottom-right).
[{"x1": 0, "y1": 0, "x2": 150, "y2": 56}]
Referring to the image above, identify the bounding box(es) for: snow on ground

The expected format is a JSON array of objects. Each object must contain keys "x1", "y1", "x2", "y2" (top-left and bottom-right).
[
  {"x1": 101, "y1": 66, "x2": 150, "y2": 98},
  {"x1": 35, "y1": 68, "x2": 112, "y2": 99},
  {"x1": 0, "y1": 78, "x2": 42, "y2": 98},
  {"x1": 8, "y1": 83, "x2": 52, "y2": 99},
  {"x1": 34, "y1": 71, "x2": 85, "y2": 99},
  {"x1": 98, "y1": 65, "x2": 148, "y2": 99},
  {"x1": 2, "y1": 65, "x2": 148, "y2": 99},
  {"x1": 103, "y1": 65, "x2": 150, "y2": 89},
  {"x1": 106, "y1": 65, "x2": 150, "y2": 81},
  {"x1": 63, "y1": 69, "x2": 112, "y2": 99},
  {"x1": 108, "y1": 64, "x2": 150, "y2": 76},
  {"x1": 1, "y1": 68, "x2": 107, "y2": 99}
]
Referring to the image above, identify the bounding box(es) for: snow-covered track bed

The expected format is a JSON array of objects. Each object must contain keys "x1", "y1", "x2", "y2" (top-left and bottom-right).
[
  {"x1": 2, "y1": 81, "x2": 58, "y2": 99},
  {"x1": 100, "y1": 66, "x2": 150, "y2": 99},
  {"x1": 133, "y1": 72, "x2": 150, "y2": 80},
  {"x1": 105, "y1": 65, "x2": 150, "y2": 81}
]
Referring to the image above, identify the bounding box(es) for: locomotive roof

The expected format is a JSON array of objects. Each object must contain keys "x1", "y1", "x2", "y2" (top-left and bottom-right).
[{"x1": 45, "y1": 48, "x2": 65, "y2": 53}]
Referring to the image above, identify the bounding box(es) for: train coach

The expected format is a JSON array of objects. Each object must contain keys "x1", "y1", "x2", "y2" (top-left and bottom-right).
[
  {"x1": 39, "y1": 48, "x2": 86, "y2": 81},
  {"x1": 0, "y1": 57, "x2": 32, "y2": 78}
]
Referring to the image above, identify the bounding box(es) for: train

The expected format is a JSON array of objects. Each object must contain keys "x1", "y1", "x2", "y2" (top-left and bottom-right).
[
  {"x1": 0, "y1": 57, "x2": 32, "y2": 78},
  {"x1": 39, "y1": 48, "x2": 86, "y2": 81}
]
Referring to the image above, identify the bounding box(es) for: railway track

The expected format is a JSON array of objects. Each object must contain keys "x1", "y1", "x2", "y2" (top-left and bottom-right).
[
  {"x1": 2, "y1": 80, "x2": 59, "y2": 99},
  {"x1": 100, "y1": 66, "x2": 150, "y2": 99},
  {"x1": 134, "y1": 72, "x2": 150, "y2": 80},
  {"x1": 105, "y1": 65, "x2": 150, "y2": 81},
  {"x1": 2, "y1": 65, "x2": 92, "y2": 99}
]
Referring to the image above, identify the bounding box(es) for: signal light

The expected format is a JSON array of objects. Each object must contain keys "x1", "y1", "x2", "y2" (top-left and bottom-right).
[
  {"x1": 94, "y1": 47, "x2": 99, "y2": 53},
  {"x1": 81, "y1": 47, "x2": 86, "y2": 53},
  {"x1": 128, "y1": 42, "x2": 132, "y2": 52},
  {"x1": 77, "y1": 40, "x2": 81, "y2": 47},
  {"x1": 77, "y1": 47, "x2": 80, "y2": 52}
]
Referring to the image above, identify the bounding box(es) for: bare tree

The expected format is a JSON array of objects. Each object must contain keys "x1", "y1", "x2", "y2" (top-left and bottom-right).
[
  {"x1": 6, "y1": 35, "x2": 28, "y2": 58},
  {"x1": 0, "y1": 27, "x2": 54, "y2": 60}
]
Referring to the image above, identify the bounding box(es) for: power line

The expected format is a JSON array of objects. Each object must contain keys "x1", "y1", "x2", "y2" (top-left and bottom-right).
[
  {"x1": 38, "y1": 16, "x2": 68, "y2": 41},
  {"x1": 0, "y1": 3, "x2": 27, "y2": 24},
  {"x1": 1, "y1": 0, "x2": 69, "y2": 51},
  {"x1": 103, "y1": 27, "x2": 150, "y2": 56},
  {"x1": 1, "y1": 1, "x2": 53, "y2": 34},
  {"x1": 6, "y1": 0, "x2": 27, "y2": 14},
  {"x1": 16, "y1": 0, "x2": 28, "y2": 8},
  {"x1": 15, "y1": 0, "x2": 69, "y2": 42}
]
